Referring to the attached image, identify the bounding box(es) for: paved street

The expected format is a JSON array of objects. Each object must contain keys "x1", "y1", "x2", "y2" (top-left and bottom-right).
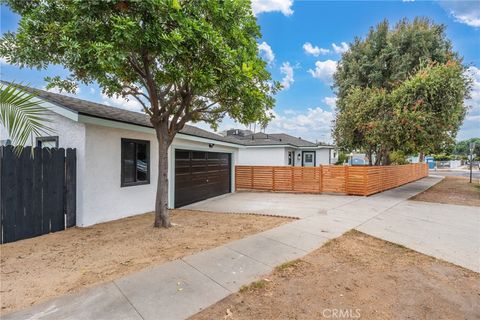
[{"x1": 6, "y1": 176, "x2": 479, "y2": 320}]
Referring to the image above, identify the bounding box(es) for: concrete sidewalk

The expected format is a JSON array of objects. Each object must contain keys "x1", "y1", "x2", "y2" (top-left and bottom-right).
[
  {"x1": 4, "y1": 176, "x2": 447, "y2": 320},
  {"x1": 357, "y1": 201, "x2": 480, "y2": 272}
]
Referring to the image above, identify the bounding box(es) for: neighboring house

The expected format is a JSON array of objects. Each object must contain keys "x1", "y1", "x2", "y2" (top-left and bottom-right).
[{"x1": 224, "y1": 129, "x2": 337, "y2": 167}]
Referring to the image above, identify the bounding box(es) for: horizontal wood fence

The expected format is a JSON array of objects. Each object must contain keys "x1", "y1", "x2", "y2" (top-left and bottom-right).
[
  {"x1": 0, "y1": 146, "x2": 76, "y2": 244},
  {"x1": 235, "y1": 163, "x2": 428, "y2": 196}
]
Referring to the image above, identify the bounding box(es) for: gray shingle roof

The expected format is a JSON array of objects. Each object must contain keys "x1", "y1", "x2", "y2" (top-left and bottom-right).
[
  {"x1": 230, "y1": 132, "x2": 333, "y2": 148},
  {"x1": 0, "y1": 81, "x2": 241, "y2": 145}
]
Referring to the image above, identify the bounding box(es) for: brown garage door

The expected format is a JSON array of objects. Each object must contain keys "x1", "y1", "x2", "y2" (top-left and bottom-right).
[{"x1": 174, "y1": 149, "x2": 231, "y2": 208}]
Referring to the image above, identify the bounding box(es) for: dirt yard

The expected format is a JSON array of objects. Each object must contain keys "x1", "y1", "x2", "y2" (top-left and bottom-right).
[
  {"x1": 0, "y1": 210, "x2": 290, "y2": 315},
  {"x1": 410, "y1": 176, "x2": 480, "y2": 206},
  {"x1": 190, "y1": 230, "x2": 480, "y2": 320}
]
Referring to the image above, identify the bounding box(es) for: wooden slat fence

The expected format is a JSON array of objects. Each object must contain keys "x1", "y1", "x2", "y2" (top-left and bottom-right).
[
  {"x1": 0, "y1": 146, "x2": 76, "y2": 244},
  {"x1": 235, "y1": 163, "x2": 428, "y2": 196}
]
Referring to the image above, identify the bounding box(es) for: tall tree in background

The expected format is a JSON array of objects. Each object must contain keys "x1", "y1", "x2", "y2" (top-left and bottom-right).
[
  {"x1": 333, "y1": 18, "x2": 470, "y2": 164},
  {"x1": 0, "y1": 0, "x2": 278, "y2": 227}
]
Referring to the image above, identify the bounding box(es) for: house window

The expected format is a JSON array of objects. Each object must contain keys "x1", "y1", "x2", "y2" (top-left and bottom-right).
[
  {"x1": 36, "y1": 136, "x2": 59, "y2": 148},
  {"x1": 121, "y1": 138, "x2": 150, "y2": 187}
]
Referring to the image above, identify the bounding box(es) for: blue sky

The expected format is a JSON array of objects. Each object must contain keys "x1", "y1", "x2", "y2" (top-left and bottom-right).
[{"x1": 1, "y1": 0, "x2": 479, "y2": 143}]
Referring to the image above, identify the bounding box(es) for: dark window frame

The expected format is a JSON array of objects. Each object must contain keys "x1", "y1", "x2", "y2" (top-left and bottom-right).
[
  {"x1": 121, "y1": 138, "x2": 150, "y2": 187},
  {"x1": 301, "y1": 151, "x2": 316, "y2": 166},
  {"x1": 36, "y1": 136, "x2": 59, "y2": 148}
]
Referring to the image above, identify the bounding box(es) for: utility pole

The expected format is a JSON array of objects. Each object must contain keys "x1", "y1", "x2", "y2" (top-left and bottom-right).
[{"x1": 469, "y1": 142, "x2": 476, "y2": 183}]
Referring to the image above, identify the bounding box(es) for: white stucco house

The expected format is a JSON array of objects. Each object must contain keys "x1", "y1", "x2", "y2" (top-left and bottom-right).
[{"x1": 0, "y1": 83, "x2": 335, "y2": 227}]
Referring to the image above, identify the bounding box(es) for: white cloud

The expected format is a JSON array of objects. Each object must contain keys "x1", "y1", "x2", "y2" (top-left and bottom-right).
[
  {"x1": 440, "y1": 1, "x2": 480, "y2": 28},
  {"x1": 251, "y1": 0, "x2": 293, "y2": 16},
  {"x1": 280, "y1": 62, "x2": 294, "y2": 90},
  {"x1": 194, "y1": 107, "x2": 334, "y2": 143},
  {"x1": 89, "y1": 87, "x2": 96, "y2": 94},
  {"x1": 458, "y1": 66, "x2": 480, "y2": 140},
  {"x1": 101, "y1": 93, "x2": 143, "y2": 112},
  {"x1": 308, "y1": 60, "x2": 337, "y2": 84},
  {"x1": 303, "y1": 42, "x2": 330, "y2": 56},
  {"x1": 267, "y1": 108, "x2": 334, "y2": 142},
  {"x1": 258, "y1": 41, "x2": 275, "y2": 64},
  {"x1": 323, "y1": 96, "x2": 337, "y2": 109},
  {"x1": 332, "y1": 42, "x2": 349, "y2": 54},
  {"x1": 465, "y1": 66, "x2": 480, "y2": 112}
]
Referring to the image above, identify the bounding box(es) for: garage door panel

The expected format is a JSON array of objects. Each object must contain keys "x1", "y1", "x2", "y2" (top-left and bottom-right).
[{"x1": 174, "y1": 149, "x2": 231, "y2": 207}]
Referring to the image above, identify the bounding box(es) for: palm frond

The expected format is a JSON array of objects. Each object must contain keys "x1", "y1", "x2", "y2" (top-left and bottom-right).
[{"x1": 0, "y1": 82, "x2": 54, "y2": 150}]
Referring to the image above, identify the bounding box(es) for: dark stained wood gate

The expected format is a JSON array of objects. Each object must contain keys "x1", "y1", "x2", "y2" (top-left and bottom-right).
[
  {"x1": 0, "y1": 146, "x2": 76, "y2": 244},
  {"x1": 174, "y1": 149, "x2": 231, "y2": 207}
]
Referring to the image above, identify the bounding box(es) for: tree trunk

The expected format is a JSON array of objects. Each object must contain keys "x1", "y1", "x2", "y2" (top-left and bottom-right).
[
  {"x1": 367, "y1": 149, "x2": 373, "y2": 166},
  {"x1": 382, "y1": 150, "x2": 390, "y2": 166},
  {"x1": 154, "y1": 121, "x2": 172, "y2": 228},
  {"x1": 419, "y1": 152, "x2": 425, "y2": 163}
]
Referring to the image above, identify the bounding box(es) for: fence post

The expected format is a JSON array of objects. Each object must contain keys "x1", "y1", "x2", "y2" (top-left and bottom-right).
[
  {"x1": 250, "y1": 166, "x2": 253, "y2": 189},
  {"x1": 272, "y1": 167, "x2": 276, "y2": 191},
  {"x1": 65, "y1": 148, "x2": 76, "y2": 228},
  {"x1": 363, "y1": 167, "x2": 368, "y2": 196},
  {"x1": 291, "y1": 166, "x2": 294, "y2": 191},
  {"x1": 344, "y1": 165, "x2": 348, "y2": 194},
  {"x1": 319, "y1": 165, "x2": 323, "y2": 193}
]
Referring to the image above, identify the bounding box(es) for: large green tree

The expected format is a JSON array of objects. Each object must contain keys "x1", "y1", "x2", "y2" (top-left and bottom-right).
[
  {"x1": 1, "y1": 0, "x2": 278, "y2": 227},
  {"x1": 333, "y1": 18, "x2": 470, "y2": 164}
]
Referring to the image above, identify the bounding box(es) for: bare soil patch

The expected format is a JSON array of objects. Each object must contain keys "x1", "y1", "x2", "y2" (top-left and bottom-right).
[
  {"x1": 190, "y1": 230, "x2": 480, "y2": 320},
  {"x1": 0, "y1": 210, "x2": 290, "y2": 315},
  {"x1": 410, "y1": 176, "x2": 480, "y2": 206}
]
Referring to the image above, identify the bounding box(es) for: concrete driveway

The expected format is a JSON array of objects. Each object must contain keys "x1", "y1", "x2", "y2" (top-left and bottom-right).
[{"x1": 183, "y1": 192, "x2": 359, "y2": 218}]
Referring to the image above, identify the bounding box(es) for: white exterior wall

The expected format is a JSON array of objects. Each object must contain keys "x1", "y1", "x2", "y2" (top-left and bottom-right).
[
  {"x1": 316, "y1": 149, "x2": 331, "y2": 165},
  {"x1": 236, "y1": 146, "x2": 333, "y2": 167},
  {"x1": 81, "y1": 123, "x2": 238, "y2": 226},
  {"x1": 237, "y1": 147, "x2": 287, "y2": 166}
]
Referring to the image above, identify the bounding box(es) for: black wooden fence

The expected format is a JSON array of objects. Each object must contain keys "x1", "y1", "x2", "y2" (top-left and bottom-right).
[{"x1": 0, "y1": 146, "x2": 76, "y2": 244}]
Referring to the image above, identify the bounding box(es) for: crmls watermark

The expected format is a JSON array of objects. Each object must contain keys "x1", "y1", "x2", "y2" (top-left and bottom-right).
[{"x1": 322, "y1": 308, "x2": 361, "y2": 319}]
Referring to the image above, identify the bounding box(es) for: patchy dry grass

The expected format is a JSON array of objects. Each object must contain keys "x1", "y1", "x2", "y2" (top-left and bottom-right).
[
  {"x1": 190, "y1": 230, "x2": 479, "y2": 320},
  {"x1": 410, "y1": 176, "x2": 480, "y2": 206}
]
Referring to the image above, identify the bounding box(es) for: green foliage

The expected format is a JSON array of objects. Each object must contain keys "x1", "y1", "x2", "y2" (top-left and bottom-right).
[
  {"x1": 0, "y1": 82, "x2": 53, "y2": 150},
  {"x1": 432, "y1": 153, "x2": 452, "y2": 161},
  {"x1": 454, "y1": 138, "x2": 480, "y2": 155},
  {"x1": 389, "y1": 151, "x2": 408, "y2": 165},
  {"x1": 335, "y1": 152, "x2": 348, "y2": 165},
  {"x1": 333, "y1": 18, "x2": 470, "y2": 165},
  {"x1": 0, "y1": 0, "x2": 278, "y2": 135}
]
